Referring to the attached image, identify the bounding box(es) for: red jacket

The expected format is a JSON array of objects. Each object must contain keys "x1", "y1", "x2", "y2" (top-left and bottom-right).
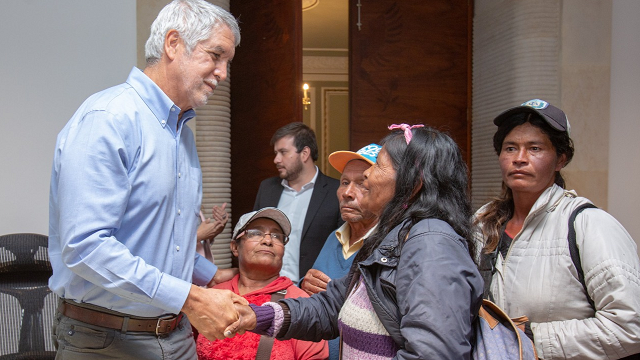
[{"x1": 196, "y1": 275, "x2": 328, "y2": 360}]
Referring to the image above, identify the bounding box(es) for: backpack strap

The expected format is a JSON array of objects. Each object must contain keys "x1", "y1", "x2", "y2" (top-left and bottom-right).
[
  {"x1": 255, "y1": 290, "x2": 287, "y2": 360},
  {"x1": 567, "y1": 203, "x2": 598, "y2": 311},
  {"x1": 479, "y1": 224, "x2": 508, "y2": 301}
]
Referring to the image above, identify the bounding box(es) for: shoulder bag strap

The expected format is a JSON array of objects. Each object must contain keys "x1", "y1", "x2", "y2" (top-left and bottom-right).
[
  {"x1": 255, "y1": 290, "x2": 287, "y2": 360},
  {"x1": 567, "y1": 203, "x2": 598, "y2": 311}
]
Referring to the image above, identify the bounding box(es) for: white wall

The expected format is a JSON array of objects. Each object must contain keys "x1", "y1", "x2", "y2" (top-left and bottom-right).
[
  {"x1": 609, "y1": 0, "x2": 640, "y2": 244},
  {"x1": 0, "y1": 1, "x2": 136, "y2": 235},
  {"x1": 560, "y1": 0, "x2": 611, "y2": 210}
]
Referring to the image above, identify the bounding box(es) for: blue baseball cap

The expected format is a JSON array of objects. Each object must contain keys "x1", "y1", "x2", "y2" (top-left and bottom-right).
[{"x1": 328, "y1": 143, "x2": 382, "y2": 173}]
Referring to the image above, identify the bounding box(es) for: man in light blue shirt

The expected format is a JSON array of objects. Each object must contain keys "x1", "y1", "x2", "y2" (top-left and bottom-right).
[
  {"x1": 48, "y1": 1, "x2": 246, "y2": 358},
  {"x1": 253, "y1": 123, "x2": 343, "y2": 283}
]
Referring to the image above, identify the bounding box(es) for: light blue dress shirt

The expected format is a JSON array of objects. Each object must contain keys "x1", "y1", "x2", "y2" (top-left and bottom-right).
[
  {"x1": 276, "y1": 167, "x2": 318, "y2": 282},
  {"x1": 48, "y1": 67, "x2": 217, "y2": 317}
]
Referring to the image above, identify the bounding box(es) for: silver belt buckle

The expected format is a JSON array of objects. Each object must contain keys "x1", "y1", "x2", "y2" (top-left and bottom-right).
[{"x1": 155, "y1": 314, "x2": 177, "y2": 336}]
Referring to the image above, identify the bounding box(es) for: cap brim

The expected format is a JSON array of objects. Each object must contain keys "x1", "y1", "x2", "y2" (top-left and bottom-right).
[
  {"x1": 493, "y1": 106, "x2": 565, "y2": 132},
  {"x1": 243, "y1": 208, "x2": 291, "y2": 237},
  {"x1": 328, "y1": 151, "x2": 375, "y2": 173}
]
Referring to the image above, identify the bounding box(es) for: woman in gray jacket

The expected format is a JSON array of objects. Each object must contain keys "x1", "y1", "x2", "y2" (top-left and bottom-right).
[
  {"x1": 228, "y1": 125, "x2": 484, "y2": 359},
  {"x1": 474, "y1": 99, "x2": 640, "y2": 359}
]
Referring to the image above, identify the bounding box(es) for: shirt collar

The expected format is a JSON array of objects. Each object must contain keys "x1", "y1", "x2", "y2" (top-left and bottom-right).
[
  {"x1": 125, "y1": 67, "x2": 196, "y2": 132},
  {"x1": 336, "y1": 222, "x2": 378, "y2": 247},
  {"x1": 281, "y1": 166, "x2": 319, "y2": 192}
]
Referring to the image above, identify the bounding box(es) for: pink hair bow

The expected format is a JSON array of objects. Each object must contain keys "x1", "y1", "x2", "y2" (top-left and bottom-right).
[{"x1": 388, "y1": 123, "x2": 425, "y2": 144}]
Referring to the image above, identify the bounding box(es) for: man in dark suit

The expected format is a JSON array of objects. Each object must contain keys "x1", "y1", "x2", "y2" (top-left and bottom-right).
[{"x1": 254, "y1": 122, "x2": 343, "y2": 283}]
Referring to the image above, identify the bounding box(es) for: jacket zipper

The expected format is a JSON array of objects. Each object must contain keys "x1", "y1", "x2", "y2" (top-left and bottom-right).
[{"x1": 501, "y1": 190, "x2": 576, "y2": 269}]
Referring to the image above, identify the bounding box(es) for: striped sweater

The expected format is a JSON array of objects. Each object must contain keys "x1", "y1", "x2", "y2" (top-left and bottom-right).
[{"x1": 338, "y1": 278, "x2": 399, "y2": 359}]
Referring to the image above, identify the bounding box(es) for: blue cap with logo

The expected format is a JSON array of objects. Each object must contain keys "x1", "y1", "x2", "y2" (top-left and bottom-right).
[
  {"x1": 493, "y1": 99, "x2": 571, "y2": 135},
  {"x1": 328, "y1": 143, "x2": 382, "y2": 173}
]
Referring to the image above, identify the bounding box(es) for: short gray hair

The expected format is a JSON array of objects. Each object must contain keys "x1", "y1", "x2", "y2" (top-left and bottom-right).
[{"x1": 145, "y1": 0, "x2": 240, "y2": 65}]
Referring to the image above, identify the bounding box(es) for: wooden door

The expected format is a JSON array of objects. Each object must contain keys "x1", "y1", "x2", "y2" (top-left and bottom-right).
[
  {"x1": 230, "y1": 1, "x2": 303, "y2": 219},
  {"x1": 230, "y1": 0, "x2": 472, "y2": 220},
  {"x1": 349, "y1": 0, "x2": 472, "y2": 163}
]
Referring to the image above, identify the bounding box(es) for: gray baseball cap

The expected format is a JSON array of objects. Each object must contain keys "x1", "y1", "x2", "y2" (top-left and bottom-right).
[{"x1": 232, "y1": 207, "x2": 291, "y2": 241}]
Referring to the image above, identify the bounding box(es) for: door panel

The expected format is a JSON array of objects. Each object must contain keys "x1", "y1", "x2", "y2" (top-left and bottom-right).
[
  {"x1": 230, "y1": 0, "x2": 472, "y2": 219},
  {"x1": 349, "y1": 0, "x2": 471, "y2": 162},
  {"x1": 230, "y1": 1, "x2": 303, "y2": 219}
]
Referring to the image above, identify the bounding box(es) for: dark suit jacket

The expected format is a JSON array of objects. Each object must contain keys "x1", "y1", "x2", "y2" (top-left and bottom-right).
[{"x1": 253, "y1": 170, "x2": 343, "y2": 278}]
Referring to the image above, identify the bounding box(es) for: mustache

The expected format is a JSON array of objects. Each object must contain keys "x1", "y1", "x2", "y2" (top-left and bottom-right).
[{"x1": 204, "y1": 78, "x2": 218, "y2": 89}]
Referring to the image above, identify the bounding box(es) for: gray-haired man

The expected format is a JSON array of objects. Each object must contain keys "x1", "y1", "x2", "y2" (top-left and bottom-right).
[{"x1": 49, "y1": 1, "x2": 244, "y2": 358}]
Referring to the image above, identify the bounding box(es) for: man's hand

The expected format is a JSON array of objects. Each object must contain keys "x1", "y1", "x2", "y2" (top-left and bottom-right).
[
  {"x1": 224, "y1": 303, "x2": 257, "y2": 337},
  {"x1": 208, "y1": 268, "x2": 239, "y2": 287},
  {"x1": 181, "y1": 285, "x2": 248, "y2": 341},
  {"x1": 300, "y1": 268, "x2": 331, "y2": 296},
  {"x1": 197, "y1": 203, "x2": 228, "y2": 241}
]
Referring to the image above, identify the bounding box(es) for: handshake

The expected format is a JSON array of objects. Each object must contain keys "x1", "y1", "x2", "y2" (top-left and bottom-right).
[
  {"x1": 223, "y1": 303, "x2": 259, "y2": 338},
  {"x1": 182, "y1": 285, "x2": 259, "y2": 340}
]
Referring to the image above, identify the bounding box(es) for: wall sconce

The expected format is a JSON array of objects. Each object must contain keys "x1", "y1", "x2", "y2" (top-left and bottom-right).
[
  {"x1": 302, "y1": 83, "x2": 311, "y2": 110},
  {"x1": 302, "y1": 0, "x2": 319, "y2": 11}
]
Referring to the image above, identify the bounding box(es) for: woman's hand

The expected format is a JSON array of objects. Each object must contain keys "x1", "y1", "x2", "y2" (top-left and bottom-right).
[
  {"x1": 224, "y1": 303, "x2": 257, "y2": 337},
  {"x1": 197, "y1": 203, "x2": 228, "y2": 241},
  {"x1": 208, "y1": 268, "x2": 239, "y2": 287}
]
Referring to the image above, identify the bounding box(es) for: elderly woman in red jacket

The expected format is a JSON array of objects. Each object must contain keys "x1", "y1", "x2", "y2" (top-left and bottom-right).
[{"x1": 196, "y1": 207, "x2": 328, "y2": 360}]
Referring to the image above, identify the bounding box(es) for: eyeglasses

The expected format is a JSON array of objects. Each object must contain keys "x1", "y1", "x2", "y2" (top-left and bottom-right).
[{"x1": 240, "y1": 229, "x2": 288, "y2": 245}]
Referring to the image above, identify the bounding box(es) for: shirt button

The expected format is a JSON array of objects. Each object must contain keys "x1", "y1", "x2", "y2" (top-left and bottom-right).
[
  {"x1": 176, "y1": 246, "x2": 180, "y2": 251},
  {"x1": 380, "y1": 257, "x2": 388, "y2": 263},
  {"x1": 178, "y1": 172, "x2": 181, "y2": 178},
  {"x1": 171, "y1": 107, "x2": 175, "y2": 112},
  {"x1": 178, "y1": 209, "x2": 181, "y2": 215},
  {"x1": 161, "y1": 120, "x2": 166, "y2": 125}
]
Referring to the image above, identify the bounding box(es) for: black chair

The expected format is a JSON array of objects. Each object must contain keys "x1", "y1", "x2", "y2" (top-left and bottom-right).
[{"x1": 0, "y1": 233, "x2": 57, "y2": 359}]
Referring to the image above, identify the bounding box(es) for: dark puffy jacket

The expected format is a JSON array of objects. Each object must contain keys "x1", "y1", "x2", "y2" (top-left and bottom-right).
[{"x1": 279, "y1": 219, "x2": 484, "y2": 359}]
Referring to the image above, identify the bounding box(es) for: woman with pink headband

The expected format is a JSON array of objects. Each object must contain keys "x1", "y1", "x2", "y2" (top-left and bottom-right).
[{"x1": 227, "y1": 124, "x2": 483, "y2": 359}]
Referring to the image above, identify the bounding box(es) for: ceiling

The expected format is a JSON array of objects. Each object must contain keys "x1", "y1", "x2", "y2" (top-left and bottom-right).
[{"x1": 302, "y1": 0, "x2": 349, "y2": 50}]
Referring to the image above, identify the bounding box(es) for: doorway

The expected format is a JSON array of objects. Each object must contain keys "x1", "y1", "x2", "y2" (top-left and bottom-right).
[{"x1": 302, "y1": 0, "x2": 350, "y2": 180}]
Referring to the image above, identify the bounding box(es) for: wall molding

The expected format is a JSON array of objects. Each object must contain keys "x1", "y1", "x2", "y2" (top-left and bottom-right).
[{"x1": 303, "y1": 55, "x2": 348, "y2": 75}]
